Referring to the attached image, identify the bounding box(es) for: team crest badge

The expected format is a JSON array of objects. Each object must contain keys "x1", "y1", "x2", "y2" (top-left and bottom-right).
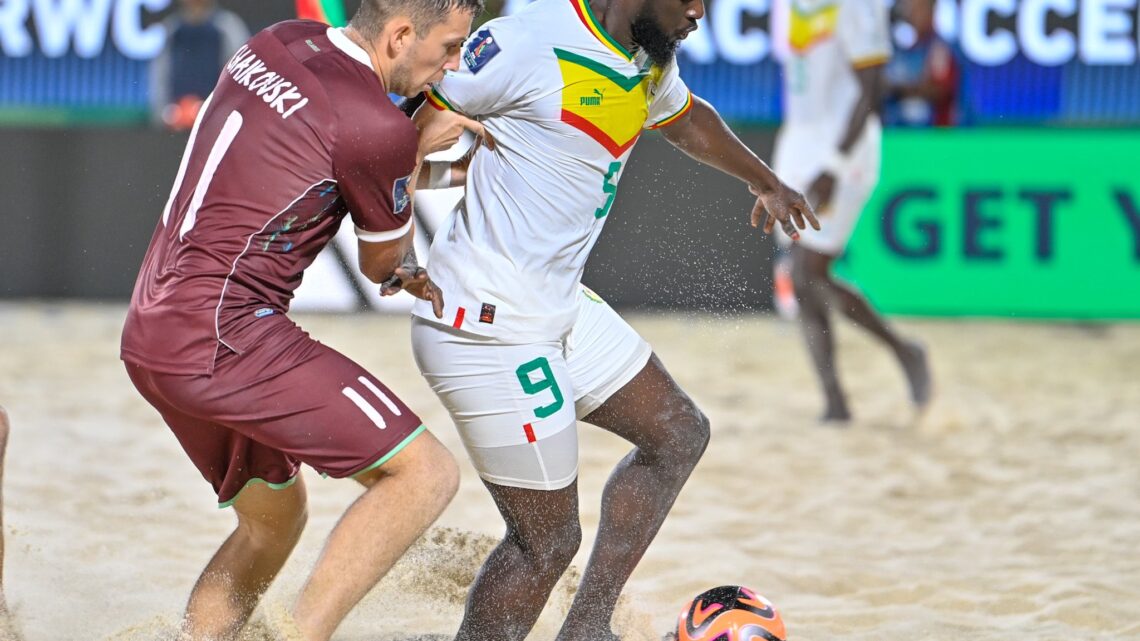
[
  {"x1": 463, "y1": 28, "x2": 501, "y2": 74},
  {"x1": 392, "y1": 175, "x2": 411, "y2": 215}
]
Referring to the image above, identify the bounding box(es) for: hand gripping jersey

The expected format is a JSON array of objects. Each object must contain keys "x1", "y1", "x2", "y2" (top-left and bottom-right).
[
  {"x1": 411, "y1": 0, "x2": 693, "y2": 342},
  {"x1": 774, "y1": 0, "x2": 891, "y2": 177}
]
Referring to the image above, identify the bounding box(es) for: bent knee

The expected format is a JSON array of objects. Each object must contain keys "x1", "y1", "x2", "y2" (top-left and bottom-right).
[
  {"x1": 514, "y1": 521, "x2": 581, "y2": 575},
  {"x1": 368, "y1": 430, "x2": 459, "y2": 501},
  {"x1": 693, "y1": 409, "x2": 711, "y2": 454},
  {"x1": 680, "y1": 407, "x2": 711, "y2": 462},
  {"x1": 238, "y1": 498, "x2": 308, "y2": 547},
  {"x1": 648, "y1": 402, "x2": 709, "y2": 465},
  {"x1": 429, "y1": 452, "x2": 461, "y2": 504}
]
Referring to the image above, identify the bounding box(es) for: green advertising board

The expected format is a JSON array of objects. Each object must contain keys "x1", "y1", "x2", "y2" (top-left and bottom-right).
[{"x1": 836, "y1": 129, "x2": 1140, "y2": 319}]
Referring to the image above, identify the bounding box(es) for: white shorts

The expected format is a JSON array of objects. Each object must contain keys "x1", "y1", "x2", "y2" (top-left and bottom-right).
[
  {"x1": 775, "y1": 119, "x2": 882, "y2": 256},
  {"x1": 411, "y1": 285, "x2": 652, "y2": 491}
]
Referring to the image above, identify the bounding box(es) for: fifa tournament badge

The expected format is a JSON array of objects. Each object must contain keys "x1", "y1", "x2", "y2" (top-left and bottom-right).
[{"x1": 463, "y1": 28, "x2": 501, "y2": 74}]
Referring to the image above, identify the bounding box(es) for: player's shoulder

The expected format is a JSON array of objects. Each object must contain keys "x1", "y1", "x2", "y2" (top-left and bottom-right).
[
  {"x1": 263, "y1": 19, "x2": 329, "y2": 51},
  {"x1": 236, "y1": 20, "x2": 341, "y2": 95},
  {"x1": 469, "y1": 0, "x2": 565, "y2": 52},
  {"x1": 243, "y1": 22, "x2": 403, "y2": 135},
  {"x1": 457, "y1": 2, "x2": 571, "y2": 80},
  {"x1": 451, "y1": 18, "x2": 520, "y2": 80},
  {"x1": 467, "y1": 13, "x2": 528, "y2": 49},
  {"x1": 286, "y1": 24, "x2": 392, "y2": 115}
]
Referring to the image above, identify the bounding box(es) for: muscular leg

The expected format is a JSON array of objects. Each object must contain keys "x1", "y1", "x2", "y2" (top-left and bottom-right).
[
  {"x1": 182, "y1": 474, "x2": 309, "y2": 641},
  {"x1": 293, "y1": 432, "x2": 458, "y2": 641},
  {"x1": 792, "y1": 246, "x2": 850, "y2": 421},
  {"x1": 792, "y1": 246, "x2": 931, "y2": 420},
  {"x1": 556, "y1": 355, "x2": 710, "y2": 641},
  {"x1": 454, "y1": 481, "x2": 582, "y2": 641},
  {"x1": 828, "y1": 267, "x2": 931, "y2": 408}
]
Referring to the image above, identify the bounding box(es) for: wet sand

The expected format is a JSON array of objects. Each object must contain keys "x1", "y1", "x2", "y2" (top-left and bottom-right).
[{"x1": 1, "y1": 303, "x2": 1138, "y2": 640}]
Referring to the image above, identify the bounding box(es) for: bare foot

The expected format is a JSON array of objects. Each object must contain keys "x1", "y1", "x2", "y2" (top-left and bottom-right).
[{"x1": 820, "y1": 395, "x2": 851, "y2": 424}]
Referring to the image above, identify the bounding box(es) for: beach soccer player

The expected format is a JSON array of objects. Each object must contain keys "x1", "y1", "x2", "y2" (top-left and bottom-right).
[{"x1": 119, "y1": 0, "x2": 487, "y2": 638}]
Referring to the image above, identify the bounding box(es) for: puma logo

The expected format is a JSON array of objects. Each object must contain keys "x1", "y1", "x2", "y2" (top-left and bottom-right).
[{"x1": 579, "y1": 88, "x2": 605, "y2": 106}]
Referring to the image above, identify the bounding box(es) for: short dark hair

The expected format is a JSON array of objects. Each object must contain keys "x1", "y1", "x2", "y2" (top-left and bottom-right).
[{"x1": 350, "y1": 0, "x2": 485, "y2": 39}]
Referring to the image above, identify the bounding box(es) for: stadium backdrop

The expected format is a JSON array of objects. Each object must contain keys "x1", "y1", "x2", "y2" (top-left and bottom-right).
[{"x1": 1, "y1": 0, "x2": 1137, "y2": 317}]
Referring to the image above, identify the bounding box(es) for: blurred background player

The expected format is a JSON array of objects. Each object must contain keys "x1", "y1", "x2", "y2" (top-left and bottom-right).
[
  {"x1": 772, "y1": 0, "x2": 931, "y2": 422},
  {"x1": 884, "y1": 0, "x2": 959, "y2": 127},
  {"x1": 408, "y1": 0, "x2": 816, "y2": 638},
  {"x1": 120, "y1": 0, "x2": 486, "y2": 638},
  {"x1": 149, "y1": 0, "x2": 250, "y2": 130}
]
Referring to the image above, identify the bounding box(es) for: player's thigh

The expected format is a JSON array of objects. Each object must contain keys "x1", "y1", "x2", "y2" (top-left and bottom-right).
[
  {"x1": 565, "y1": 285, "x2": 652, "y2": 419},
  {"x1": 228, "y1": 340, "x2": 426, "y2": 480},
  {"x1": 411, "y1": 317, "x2": 578, "y2": 491},
  {"x1": 159, "y1": 327, "x2": 427, "y2": 481},
  {"x1": 124, "y1": 360, "x2": 299, "y2": 508},
  {"x1": 581, "y1": 352, "x2": 707, "y2": 455},
  {"x1": 352, "y1": 428, "x2": 459, "y2": 503},
  {"x1": 566, "y1": 293, "x2": 705, "y2": 450},
  {"x1": 483, "y1": 479, "x2": 582, "y2": 552},
  {"x1": 231, "y1": 471, "x2": 309, "y2": 535}
]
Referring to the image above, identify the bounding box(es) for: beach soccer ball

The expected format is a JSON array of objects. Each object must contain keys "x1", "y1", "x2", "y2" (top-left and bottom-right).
[{"x1": 676, "y1": 585, "x2": 786, "y2": 641}]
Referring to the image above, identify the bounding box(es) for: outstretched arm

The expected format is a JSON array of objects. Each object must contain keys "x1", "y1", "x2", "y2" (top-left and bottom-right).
[{"x1": 660, "y1": 96, "x2": 819, "y2": 238}]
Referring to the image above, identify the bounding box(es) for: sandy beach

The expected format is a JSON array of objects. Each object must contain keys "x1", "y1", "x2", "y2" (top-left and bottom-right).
[{"x1": 1, "y1": 302, "x2": 1137, "y2": 640}]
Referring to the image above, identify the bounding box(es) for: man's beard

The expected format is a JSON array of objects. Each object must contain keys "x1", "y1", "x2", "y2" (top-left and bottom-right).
[
  {"x1": 630, "y1": 10, "x2": 680, "y2": 67},
  {"x1": 388, "y1": 58, "x2": 414, "y2": 96}
]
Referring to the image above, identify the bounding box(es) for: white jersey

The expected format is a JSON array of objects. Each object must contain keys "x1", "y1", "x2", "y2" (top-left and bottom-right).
[
  {"x1": 411, "y1": 0, "x2": 692, "y2": 342},
  {"x1": 774, "y1": 0, "x2": 891, "y2": 177}
]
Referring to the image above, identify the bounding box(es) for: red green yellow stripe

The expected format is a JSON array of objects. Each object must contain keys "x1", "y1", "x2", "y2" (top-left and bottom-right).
[
  {"x1": 554, "y1": 48, "x2": 646, "y2": 90},
  {"x1": 426, "y1": 88, "x2": 456, "y2": 112},
  {"x1": 297, "y1": 0, "x2": 347, "y2": 26},
  {"x1": 648, "y1": 91, "x2": 693, "y2": 129},
  {"x1": 569, "y1": 0, "x2": 632, "y2": 61},
  {"x1": 561, "y1": 109, "x2": 640, "y2": 157}
]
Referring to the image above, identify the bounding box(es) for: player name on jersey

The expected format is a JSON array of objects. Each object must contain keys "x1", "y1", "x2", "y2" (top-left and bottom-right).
[{"x1": 224, "y1": 44, "x2": 309, "y2": 119}]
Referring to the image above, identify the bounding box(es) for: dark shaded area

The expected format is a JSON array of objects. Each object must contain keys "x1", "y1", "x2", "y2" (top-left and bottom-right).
[
  {"x1": 585, "y1": 131, "x2": 777, "y2": 312},
  {"x1": 0, "y1": 128, "x2": 186, "y2": 298}
]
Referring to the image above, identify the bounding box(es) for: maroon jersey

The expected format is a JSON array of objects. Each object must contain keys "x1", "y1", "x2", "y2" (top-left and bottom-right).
[{"x1": 122, "y1": 21, "x2": 417, "y2": 375}]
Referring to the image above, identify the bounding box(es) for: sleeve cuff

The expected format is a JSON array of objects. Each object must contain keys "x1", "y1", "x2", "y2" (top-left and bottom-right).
[
  {"x1": 647, "y1": 91, "x2": 693, "y2": 130},
  {"x1": 426, "y1": 87, "x2": 457, "y2": 112},
  {"x1": 355, "y1": 215, "x2": 413, "y2": 243}
]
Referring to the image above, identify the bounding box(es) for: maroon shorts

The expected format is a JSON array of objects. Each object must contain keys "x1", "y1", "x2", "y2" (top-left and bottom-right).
[{"x1": 125, "y1": 318, "x2": 424, "y2": 507}]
